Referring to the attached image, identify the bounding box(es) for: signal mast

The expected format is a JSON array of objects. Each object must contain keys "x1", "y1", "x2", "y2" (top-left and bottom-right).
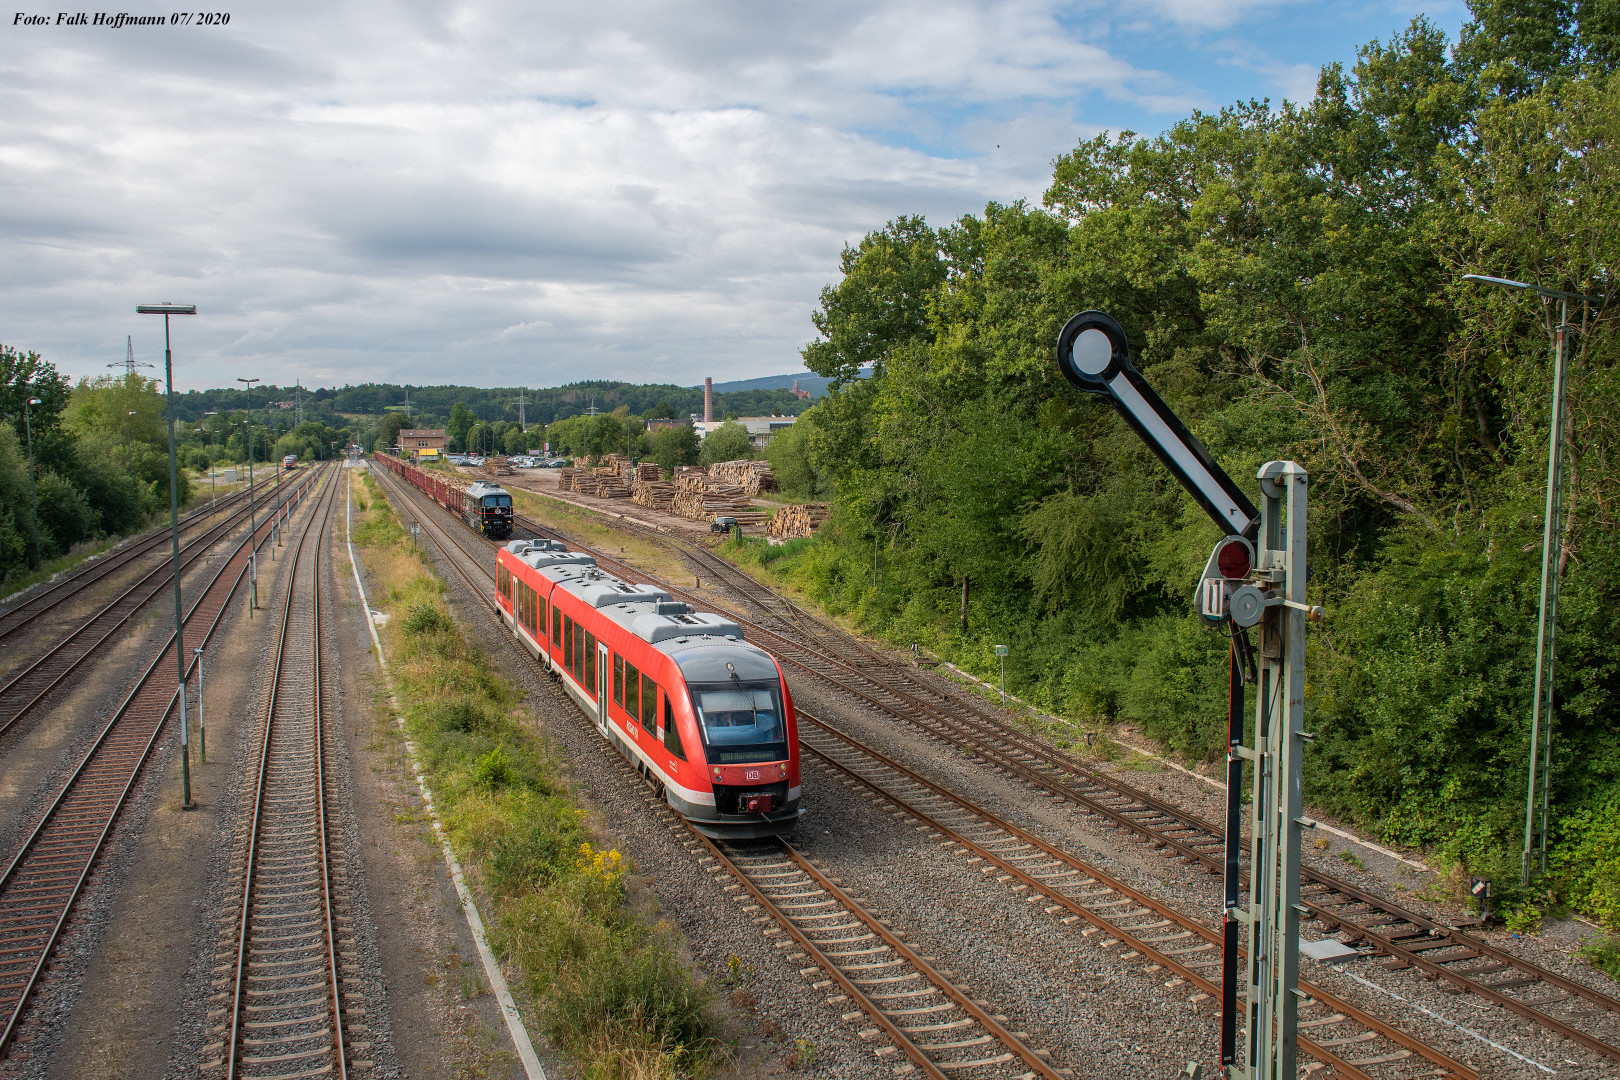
[{"x1": 1057, "y1": 311, "x2": 1322, "y2": 1080}]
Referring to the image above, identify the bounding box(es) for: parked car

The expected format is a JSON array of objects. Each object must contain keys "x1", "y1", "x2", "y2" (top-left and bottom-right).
[{"x1": 710, "y1": 515, "x2": 738, "y2": 534}]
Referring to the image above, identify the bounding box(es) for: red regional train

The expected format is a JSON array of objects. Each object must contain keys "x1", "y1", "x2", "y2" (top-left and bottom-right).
[{"x1": 495, "y1": 537, "x2": 801, "y2": 837}]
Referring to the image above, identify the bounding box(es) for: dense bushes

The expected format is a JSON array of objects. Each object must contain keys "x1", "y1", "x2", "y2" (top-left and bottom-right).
[{"x1": 768, "y1": 4, "x2": 1620, "y2": 922}]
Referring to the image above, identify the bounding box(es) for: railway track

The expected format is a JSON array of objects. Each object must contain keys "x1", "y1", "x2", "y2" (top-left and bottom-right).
[
  {"x1": 528, "y1": 513, "x2": 1620, "y2": 1068},
  {"x1": 0, "y1": 486, "x2": 251, "y2": 646},
  {"x1": 699, "y1": 829, "x2": 1071, "y2": 1080},
  {"x1": 368, "y1": 466, "x2": 1482, "y2": 1078},
  {"x1": 0, "y1": 471, "x2": 319, "y2": 743},
  {"x1": 796, "y1": 713, "x2": 1475, "y2": 1080},
  {"x1": 210, "y1": 463, "x2": 351, "y2": 1080},
  {"x1": 0, "y1": 464, "x2": 333, "y2": 1059}
]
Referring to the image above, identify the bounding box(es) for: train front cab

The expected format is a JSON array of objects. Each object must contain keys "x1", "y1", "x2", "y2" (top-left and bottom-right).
[{"x1": 660, "y1": 640, "x2": 800, "y2": 838}]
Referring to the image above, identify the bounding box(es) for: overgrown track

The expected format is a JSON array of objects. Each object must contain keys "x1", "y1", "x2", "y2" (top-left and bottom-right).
[
  {"x1": 529, "y1": 511, "x2": 1620, "y2": 1067},
  {"x1": 213, "y1": 465, "x2": 350, "y2": 1080},
  {"x1": 0, "y1": 464, "x2": 331, "y2": 1059},
  {"x1": 369, "y1": 468, "x2": 1480, "y2": 1078},
  {"x1": 0, "y1": 473, "x2": 319, "y2": 744},
  {"x1": 0, "y1": 486, "x2": 251, "y2": 645}
]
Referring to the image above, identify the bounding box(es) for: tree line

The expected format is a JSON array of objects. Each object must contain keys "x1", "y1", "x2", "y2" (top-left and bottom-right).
[
  {"x1": 766, "y1": 0, "x2": 1620, "y2": 924},
  {"x1": 0, "y1": 345, "x2": 360, "y2": 588}
]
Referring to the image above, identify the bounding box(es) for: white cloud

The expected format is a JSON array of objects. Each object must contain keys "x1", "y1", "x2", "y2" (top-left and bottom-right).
[{"x1": 0, "y1": 0, "x2": 1330, "y2": 391}]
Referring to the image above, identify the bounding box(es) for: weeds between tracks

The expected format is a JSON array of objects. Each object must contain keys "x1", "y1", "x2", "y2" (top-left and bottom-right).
[{"x1": 350, "y1": 472, "x2": 720, "y2": 1079}]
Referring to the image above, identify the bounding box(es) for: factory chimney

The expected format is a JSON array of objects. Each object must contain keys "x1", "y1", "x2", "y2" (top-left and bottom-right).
[{"x1": 704, "y1": 377, "x2": 713, "y2": 423}]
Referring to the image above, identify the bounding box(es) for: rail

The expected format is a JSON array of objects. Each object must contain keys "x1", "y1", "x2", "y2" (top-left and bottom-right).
[{"x1": 0, "y1": 464, "x2": 331, "y2": 1057}]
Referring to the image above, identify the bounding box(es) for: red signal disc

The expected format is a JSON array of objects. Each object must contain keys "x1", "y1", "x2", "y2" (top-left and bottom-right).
[{"x1": 1216, "y1": 539, "x2": 1252, "y2": 580}]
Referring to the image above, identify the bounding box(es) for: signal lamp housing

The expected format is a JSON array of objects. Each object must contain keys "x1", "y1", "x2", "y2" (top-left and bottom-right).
[{"x1": 1215, "y1": 537, "x2": 1253, "y2": 579}]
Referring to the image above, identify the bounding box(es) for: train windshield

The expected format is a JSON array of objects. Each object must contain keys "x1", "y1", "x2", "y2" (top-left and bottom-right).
[
  {"x1": 482, "y1": 495, "x2": 512, "y2": 507},
  {"x1": 689, "y1": 682, "x2": 786, "y2": 764}
]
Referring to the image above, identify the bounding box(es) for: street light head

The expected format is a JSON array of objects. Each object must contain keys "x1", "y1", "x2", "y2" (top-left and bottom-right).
[
  {"x1": 1461, "y1": 273, "x2": 1530, "y2": 292},
  {"x1": 28, "y1": 398, "x2": 42, "y2": 406},
  {"x1": 1462, "y1": 273, "x2": 1605, "y2": 305},
  {"x1": 136, "y1": 304, "x2": 197, "y2": 315}
]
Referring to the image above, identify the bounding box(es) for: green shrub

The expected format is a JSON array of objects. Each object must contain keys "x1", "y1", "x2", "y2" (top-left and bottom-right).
[
  {"x1": 402, "y1": 602, "x2": 453, "y2": 635},
  {"x1": 1581, "y1": 936, "x2": 1620, "y2": 980}
]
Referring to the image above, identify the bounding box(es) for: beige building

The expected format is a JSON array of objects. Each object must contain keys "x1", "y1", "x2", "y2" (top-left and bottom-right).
[{"x1": 399, "y1": 428, "x2": 447, "y2": 459}]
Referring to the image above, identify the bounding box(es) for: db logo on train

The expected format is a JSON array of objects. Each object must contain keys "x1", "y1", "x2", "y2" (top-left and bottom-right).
[{"x1": 745, "y1": 769, "x2": 760, "y2": 781}]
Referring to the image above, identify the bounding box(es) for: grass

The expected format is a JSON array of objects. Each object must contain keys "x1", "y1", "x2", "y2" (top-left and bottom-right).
[
  {"x1": 506, "y1": 485, "x2": 693, "y2": 584},
  {"x1": 349, "y1": 469, "x2": 721, "y2": 1079},
  {"x1": 1580, "y1": 935, "x2": 1620, "y2": 981}
]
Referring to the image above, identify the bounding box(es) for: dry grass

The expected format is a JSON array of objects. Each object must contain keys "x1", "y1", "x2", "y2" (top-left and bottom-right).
[{"x1": 507, "y1": 487, "x2": 690, "y2": 582}]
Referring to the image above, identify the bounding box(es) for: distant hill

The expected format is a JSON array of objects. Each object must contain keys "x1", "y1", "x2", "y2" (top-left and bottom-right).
[{"x1": 697, "y1": 369, "x2": 870, "y2": 396}]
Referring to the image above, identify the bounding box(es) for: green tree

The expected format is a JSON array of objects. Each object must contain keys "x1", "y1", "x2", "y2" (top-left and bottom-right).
[
  {"x1": 763, "y1": 413, "x2": 820, "y2": 496},
  {"x1": 647, "y1": 424, "x2": 700, "y2": 473},
  {"x1": 699, "y1": 421, "x2": 753, "y2": 465},
  {"x1": 379, "y1": 411, "x2": 409, "y2": 453},
  {"x1": 447, "y1": 401, "x2": 475, "y2": 451}
]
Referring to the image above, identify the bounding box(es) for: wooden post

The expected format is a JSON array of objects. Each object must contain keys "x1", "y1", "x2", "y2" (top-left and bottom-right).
[{"x1": 960, "y1": 576, "x2": 970, "y2": 632}]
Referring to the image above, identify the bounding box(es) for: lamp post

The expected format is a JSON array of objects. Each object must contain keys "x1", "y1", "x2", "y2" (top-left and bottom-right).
[
  {"x1": 1461, "y1": 273, "x2": 1606, "y2": 884},
  {"x1": 125, "y1": 409, "x2": 139, "y2": 512},
  {"x1": 22, "y1": 395, "x2": 42, "y2": 569},
  {"x1": 136, "y1": 301, "x2": 198, "y2": 810},
  {"x1": 193, "y1": 644, "x2": 206, "y2": 765},
  {"x1": 202, "y1": 412, "x2": 219, "y2": 511},
  {"x1": 237, "y1": 377, "x2": 260, "y2": 611}
]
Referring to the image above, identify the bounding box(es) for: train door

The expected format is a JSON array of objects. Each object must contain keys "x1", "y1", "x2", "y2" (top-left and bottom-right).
[{"x1": 595, "y1": 641, "x2": 610, "y2": 733}]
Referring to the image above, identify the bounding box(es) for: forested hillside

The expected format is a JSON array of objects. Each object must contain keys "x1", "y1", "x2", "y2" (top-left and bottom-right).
[{"x1": 768, "y1": 3, "x2": 1620, "y2": 923}]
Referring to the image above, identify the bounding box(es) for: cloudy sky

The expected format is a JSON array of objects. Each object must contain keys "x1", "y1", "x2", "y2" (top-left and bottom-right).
[{"x1": 1, "y1": 0, "x2": 1464, "y2": 392}]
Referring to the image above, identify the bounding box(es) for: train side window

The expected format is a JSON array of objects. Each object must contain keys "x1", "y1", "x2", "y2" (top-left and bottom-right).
[
  {"x1": 552, "y1": 603, "x2": 561, "y2": 646},
  {"x1": 640, "y1": 672, "x2": 657, "y2": 734},
  {"x1": 623, "y1": 661, "x2": 639, "y2": 718},
  {"x1": 613, "y1": 654, "x2": 624, "y2": 707},
  {"x1": 662, "y1": 694, "x2": 685, "y2": 759},
  {"x1": 540, "y1": 597, "x2": 548, "y2": 639},
  {"x1": 584, "y1": 633, "x2": 597, "y2": 694},
  {"x1": 563, "y1": 616, "x2": 573, "y2": 670}
]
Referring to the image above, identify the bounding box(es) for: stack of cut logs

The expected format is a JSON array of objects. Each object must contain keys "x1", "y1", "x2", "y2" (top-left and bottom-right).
[
  {"x1": 666, "y1": 467, "x2": 765, "y2": 525},
  {"x1": 634, "y1": 462, "x2": 662, "y2": 482},
  {"x1": 481, "y1": 457, "x2": 514, "y2": 477},
  {"x1": 633, "y1": 479, "x2": 677, "y2": 512},
  {"x1": 767, "y1": 502, "x2": 829, "y2": 540},
  {"x1": 708, "y1": 459, "x2": 776, "y2": 495}
]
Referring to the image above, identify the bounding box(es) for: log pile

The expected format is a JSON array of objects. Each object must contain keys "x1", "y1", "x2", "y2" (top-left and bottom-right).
[
  {"x1": 634, "y1": 462, "x2": 662, "y2": 482},
  {"x1": 767, "y1": 502, "x2": 829, "y2": 540},
  {"x1": 708, "y1": 459, "x2": 776, "y2": 495},
  {"x1": 632, "y1": 480, "x2": 677, "y2": 512},
  {"x1": 592, "y1": 465, "x2": 631, "y2": 498}
]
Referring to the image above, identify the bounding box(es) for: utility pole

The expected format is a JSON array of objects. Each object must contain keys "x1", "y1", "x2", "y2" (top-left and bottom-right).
[
  {"x1": 137, "y1": 302, "x2": 198, "y2": 810},
  {"x1": 1462, "y1": 274, "x2": 1606, "y2": 883},
  {"x1": 512, "y1": 388, "x2": 530, "y2": 432},
  {"x1": 108, "y1": 336, "x2": 153, "y2": 379},
  {"x1": 237, "y1": 377, "x2": 260, "y2": 612},
  {"x1": 22, "y1": 394, "x2": 42, "y2": 569}
]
